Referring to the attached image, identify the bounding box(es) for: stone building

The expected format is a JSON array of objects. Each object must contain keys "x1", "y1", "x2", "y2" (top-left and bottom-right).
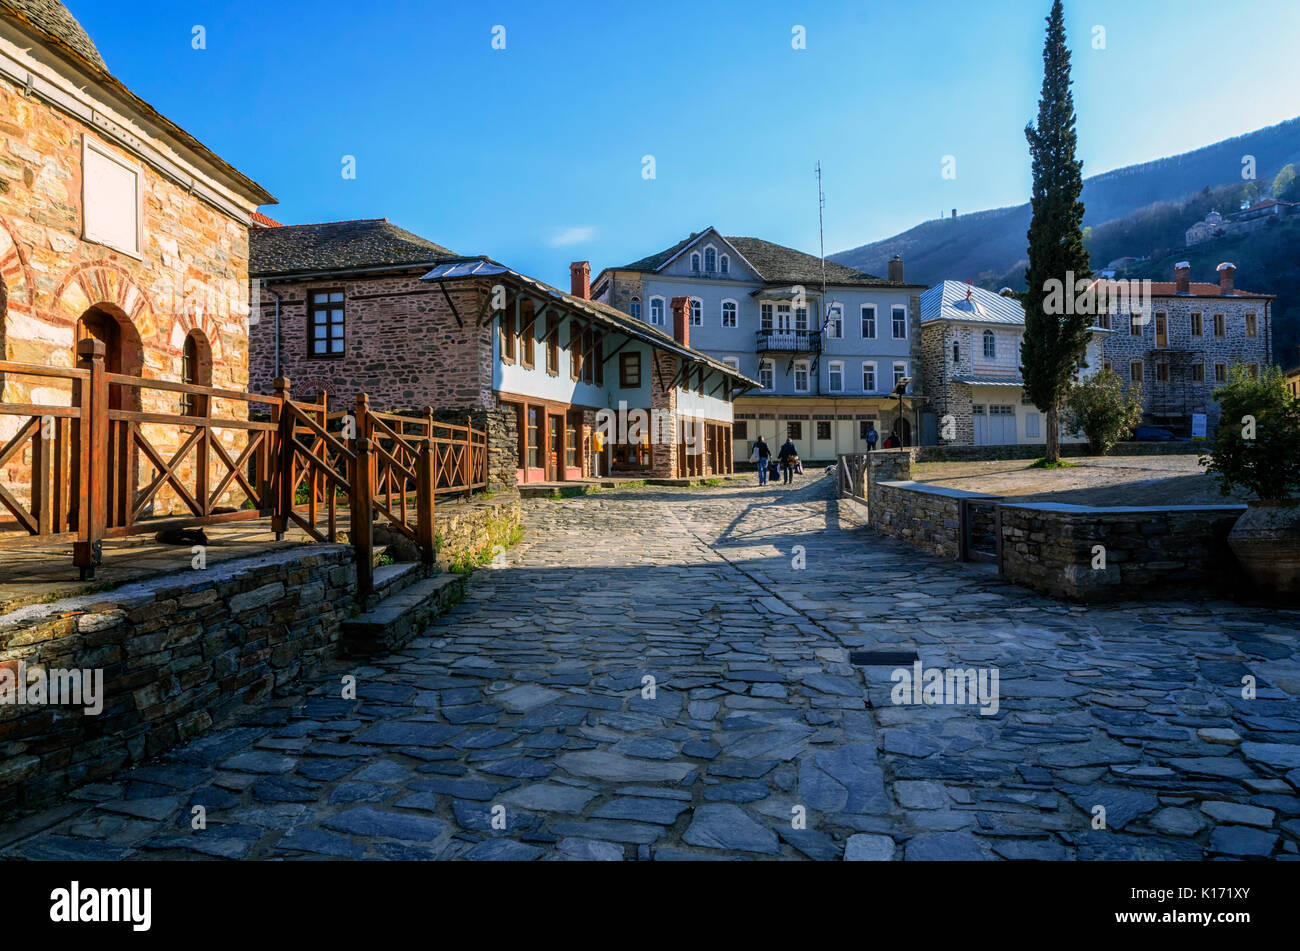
[
  {"x1": 248, "y1": 220, "x2": 752, "y2": 487},
  {"x1": 592, "y1": 228, "x2": 926, "y2": 461},
  {"x1": 0, "y1": 0, "x2": 273, "y2": 522},
  {"x1": 1097, "y1": 262, "x2": 1274, "y2": 434},
  {"x1": 920, "y1": 282, "x2": 1103, "y2": 447}
]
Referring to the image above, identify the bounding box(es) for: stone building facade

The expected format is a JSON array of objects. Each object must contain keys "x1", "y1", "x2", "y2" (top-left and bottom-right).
[
  {"x1": 249, "y1": 222, "x2": 751, "y2": 487},
  {"x1": 0, "y1": 1, "x2": 272, "y2": 521},
  {"x1": 1097, "y1": 263, "x2": 1273, "y2": 434}
]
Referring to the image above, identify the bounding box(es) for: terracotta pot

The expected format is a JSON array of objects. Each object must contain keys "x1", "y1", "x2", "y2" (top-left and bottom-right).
[{"x1": 1228, "y1": 499, "x2": 1300, "y2": 596}]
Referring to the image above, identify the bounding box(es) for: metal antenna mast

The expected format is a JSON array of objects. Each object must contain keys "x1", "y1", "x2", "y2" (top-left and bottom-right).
[{"x1": 816, "y1": 160, "x2": 827, "y2": 304}]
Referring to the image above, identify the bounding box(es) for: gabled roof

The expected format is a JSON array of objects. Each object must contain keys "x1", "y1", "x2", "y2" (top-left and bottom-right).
[
  {"x1": 922, "y1": 281, "x2": 1026, "y2": 325},
  {"x1": 1091, "y1": 278, "x2": 1274, "y2": 301},
  {"x1": 250, "y1": 219, "x2": 457, "y2": 278},
  {"x1": 2, "y1": 0, "x2": 102, "y2": 68},
  {"x1": 617, "y1": 227, "x2": 915, "y2": 288}
]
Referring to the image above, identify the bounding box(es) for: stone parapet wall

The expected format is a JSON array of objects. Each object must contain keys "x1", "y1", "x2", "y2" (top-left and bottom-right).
[
  {"x1": 869, "y1": 480, "x2": 999, "y2": 561},
  {"x1": 911, "y1": 442, "x2": 1204, "y2": 463},
  {"x1": 0, "y1": 546, "x2": 355, "y2": 812},
  {"x1": 999, "y1": 503, "x2": 1246, "y2": 602}
]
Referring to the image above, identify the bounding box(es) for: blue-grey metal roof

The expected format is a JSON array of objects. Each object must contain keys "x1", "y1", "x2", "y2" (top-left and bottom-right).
[
  {"x1": 953, "y1": 376, "x2": 1026, "y2": 387},
  {"x1": 921, "y1": 281, "x2": 1026, "y2": 325}
]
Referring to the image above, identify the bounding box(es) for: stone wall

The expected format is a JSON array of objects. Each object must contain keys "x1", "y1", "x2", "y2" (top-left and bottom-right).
[
  {"x1": 999, "y1": 502, "x2": 1247, "y2": 601},
  {"x1": 433, "y1": 493, "x2": 523, "y2": 572},
  {"x1": 911, "y1": 442, "x2": 1204, "y2": 463},
  {"x1": 870, "y1": 480, "x2": 999, "y2": 561},
  {"x1": 0, "y1": 546, "x2": 354, "y2": 812}
]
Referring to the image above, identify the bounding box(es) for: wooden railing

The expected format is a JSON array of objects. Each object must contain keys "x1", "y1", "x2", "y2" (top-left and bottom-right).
[{"x1": 0, "y1": 342, "x2": 488, "y2": 597}]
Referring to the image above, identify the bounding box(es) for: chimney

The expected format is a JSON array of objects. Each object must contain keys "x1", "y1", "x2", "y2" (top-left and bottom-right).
[
  {"x1": 670, "y1": 296, "x2": 690, "y2": 348},
  {"x1": 1174, "y1": 261, "x2": 1191, "y2": 295},
  {"x1": 569, "y1": 261, "x2": 591, "y2": 300},
  {"x1": 888, "y1": 254, "x2": 904, "y2": 283},
  {"x1": 1217, "y1": 261, "x2": 1236, "y2": 296}
]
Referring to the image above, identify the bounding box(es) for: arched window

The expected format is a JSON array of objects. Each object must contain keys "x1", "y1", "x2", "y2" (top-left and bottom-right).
[
  {"x1": 180, "y1": 329, "x2": 212, "y2": 417},
  {"x1": 721, "y1": 300, "x2": 737, "y2": 327},
  {"x1": 952, "y1": 342, "x2": 959, "y2": 363},
  {"x1": 649, "y1": 297, "x2": 665, "y2": 325},
  {"x1": 720, "y1": 255, "x2": 729, "y2": 274},
  {"x1": 689, "y1": 298, "x2": 702, "y2": 325},
  {"x1": 690, "y1": 253, "x2": 701, "y2": 272},
  {"x1": 630, "y1": 296, "x2": 642, "y2": 319},
  {"x1": 982, "y1": 330, "x2": 996, "y2": 359},
  {"x1": 704, "y1": 247, "x2": 716, "y2": 271}
]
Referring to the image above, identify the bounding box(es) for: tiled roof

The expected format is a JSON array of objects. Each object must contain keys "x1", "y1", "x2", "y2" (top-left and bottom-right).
[
  {"x1": 1127, "y1": 282, "x2": 1273, "y2": 300},
  {"x1": 250, "y1": 210, "x2": 283, "y2": 228},
  {"x1": 619, "y1": 228, "x2": 909, "y2": 288},
  {"x1": 250, "y1": 219, "x2": 457, "y2": 277},
  {"x1": 0, "y1": 0, "x2": 104, "y2": 69},
  {"x1": 922, "y1": 281, "x2": 1026, "y2": 325}
]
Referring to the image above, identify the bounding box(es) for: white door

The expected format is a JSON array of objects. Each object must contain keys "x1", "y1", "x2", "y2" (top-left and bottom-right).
[
  {"x1": 973, "y1": 405, "x2": 988, "y2": 445},
  {"x1": 991, "y1": 405, "x2": 1016, "y2": 444},
  {"x1": 776, "y1": 304, "x2": 793, "y2": 334}
]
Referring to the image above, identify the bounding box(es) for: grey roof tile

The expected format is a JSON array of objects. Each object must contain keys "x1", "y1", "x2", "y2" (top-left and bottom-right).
[{"x1": 250, "y1": 219, "x2": 456, "y2": 277}]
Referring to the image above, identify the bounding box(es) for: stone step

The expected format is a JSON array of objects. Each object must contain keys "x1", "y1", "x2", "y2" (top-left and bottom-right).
[
  {"x1": 364, "y1": 560, "x2": 427, "y2": 611},
  {"x1": 341, "y1": 573, "x2": 468, "y2": 655}
]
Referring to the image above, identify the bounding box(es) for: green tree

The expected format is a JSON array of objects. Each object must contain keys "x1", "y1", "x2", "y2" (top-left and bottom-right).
[
  {"x1": 1273, "y1": 163, "x2": 1297, "y2": 199},
  {"x1": 1200, "y1": 365, "x2": 1300, "y2": 501},
  {"x1": 1064, "y1": 369, "x2": 1145, "y2": 454},
  {"x1": 1022, "y1": 0, "x2": 1093, "y2": 464}
]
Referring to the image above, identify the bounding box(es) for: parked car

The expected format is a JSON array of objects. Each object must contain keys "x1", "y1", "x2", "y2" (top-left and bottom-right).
[{"x1": 1132, "y1": 425, "x2": 1190, "y2": 442}]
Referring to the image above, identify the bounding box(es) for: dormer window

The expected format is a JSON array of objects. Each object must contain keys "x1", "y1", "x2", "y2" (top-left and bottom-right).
[
  {"x1": 704, "y1": 247, "x2": 716, "y2": 272},
  {"x1": 983, "y1": 330, "x2": 996, "y2": 359},
  {"x1": 720, "y1": 254, "x2": 729, "y2": 274},
  {"x1": 691, "y1": 252, "x2": 701, "y2": 272},
  {"x1": 630, "y1": 296, "x2": 642, "y2": 319}
]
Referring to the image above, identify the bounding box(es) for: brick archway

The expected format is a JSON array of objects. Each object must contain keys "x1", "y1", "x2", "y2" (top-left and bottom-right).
[{"x1": 53, "y1": 262, "x2": 155, "y2": 340}]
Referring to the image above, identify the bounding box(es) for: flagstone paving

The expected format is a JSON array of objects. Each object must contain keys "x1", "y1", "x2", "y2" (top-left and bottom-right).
[{"x1": 5, "y1": 477, "x2": 1300, "y2": 861}]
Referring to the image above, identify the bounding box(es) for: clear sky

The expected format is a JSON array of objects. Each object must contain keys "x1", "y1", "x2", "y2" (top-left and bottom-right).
[{"x1": 71, "y1": 0, "x2": 1300, "y2": 287}]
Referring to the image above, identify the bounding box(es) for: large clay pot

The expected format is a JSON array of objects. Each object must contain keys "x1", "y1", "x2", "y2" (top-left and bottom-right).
[{"x1": 1228, "y1": 499, "x2": 1300, "y2": 596}]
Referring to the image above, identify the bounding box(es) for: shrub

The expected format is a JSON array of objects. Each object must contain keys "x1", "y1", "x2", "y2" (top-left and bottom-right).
[
  {"x1": 1201, "y1": 364, "x2": 1300, "y2": 501},
  {"x1": 1064, "y1": 368, "x2": 1145, "y2": 454}
]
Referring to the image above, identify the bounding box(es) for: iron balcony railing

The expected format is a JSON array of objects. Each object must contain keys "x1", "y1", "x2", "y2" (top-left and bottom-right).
[{"x1": 755, "y1": 330, "x2": 822, "y2": 353}]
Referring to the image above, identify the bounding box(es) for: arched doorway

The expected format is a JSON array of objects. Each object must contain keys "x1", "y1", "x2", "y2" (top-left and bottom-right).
[
  {"x1": 892, "y1": 417, "x2": 912, "y2": 447},
  {"x1": 76, "y1": 304, "x2": 144, "y2": 527},
  {"x1": 181, "y1": 329, "x2": 212, "y2": 417}
]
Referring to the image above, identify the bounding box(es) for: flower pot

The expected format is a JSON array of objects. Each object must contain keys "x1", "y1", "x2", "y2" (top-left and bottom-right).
[{"x1": 1228, "y1": 499, "x2": 1300, "y2": 595}]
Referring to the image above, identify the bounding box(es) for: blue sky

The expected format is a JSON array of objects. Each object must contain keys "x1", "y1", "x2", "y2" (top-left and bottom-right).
[{"x1": 73, "y1": 0, "x2": 1300, "y2": 288}]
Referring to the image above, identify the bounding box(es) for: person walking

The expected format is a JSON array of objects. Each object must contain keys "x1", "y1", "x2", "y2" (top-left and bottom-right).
[
  {"x1": 751, "y1": 434, "x2": 772, "y2": 485},
  {"x1": 865, "y1": 425, "x2": 878, "y2": 452},
  {"x1": 777, "y1": 436, "x2": 799, "y2": 485}
]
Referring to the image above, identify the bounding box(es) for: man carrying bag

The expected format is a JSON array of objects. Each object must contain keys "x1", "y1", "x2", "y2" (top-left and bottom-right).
[{"x1": 750, "y1": 435, "x2": 772, "y2": 485}]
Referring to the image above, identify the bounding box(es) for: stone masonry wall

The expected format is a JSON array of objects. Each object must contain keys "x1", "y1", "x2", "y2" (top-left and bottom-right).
[
  {"x1": 0, "y1": 546, "x2": 354, "y2": 812},
  {"x1": 999, "y1": 503, "x2": 1247, "y2": 602}
]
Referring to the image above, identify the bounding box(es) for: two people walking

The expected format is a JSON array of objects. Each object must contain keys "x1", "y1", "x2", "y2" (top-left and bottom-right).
[{"x1": 751, "y1": 434, "x2": 801, "y2": 487}]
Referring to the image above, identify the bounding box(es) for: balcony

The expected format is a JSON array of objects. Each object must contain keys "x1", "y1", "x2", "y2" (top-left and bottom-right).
[{"x1": 755, "y1": 330, "x2": 822, "y2": 354}]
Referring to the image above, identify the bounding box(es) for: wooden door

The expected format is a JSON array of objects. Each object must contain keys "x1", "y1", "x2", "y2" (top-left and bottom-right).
[{"x1": 547, "y1": 414, "x2": 563, "y2": 481}]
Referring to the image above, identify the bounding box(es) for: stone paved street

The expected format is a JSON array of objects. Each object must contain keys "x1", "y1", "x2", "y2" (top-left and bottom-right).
[{"x1": 5, "y1": 477, "x2": 1300, "y2": 861}]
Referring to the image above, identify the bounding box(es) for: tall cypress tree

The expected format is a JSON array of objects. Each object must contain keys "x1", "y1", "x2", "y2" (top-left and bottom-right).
[{"x1": 1022, "y1": 0, "x2": 1092, "y2": 463}]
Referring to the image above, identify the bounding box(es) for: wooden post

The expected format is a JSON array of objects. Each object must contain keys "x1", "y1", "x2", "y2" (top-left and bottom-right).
[
  {"x1": 355, "y1": 394, "x2": 374, "y2": 523},
  {"x1": 73, "y1": 339, "x2": 106, "y2": 578},
  {"x1": 417, "y1": 437, "x2": 436, "y2": 565},
  {"x1": 465, "y1": 415, "x2": 473, "y2": 490},
  {"x1": 271, "y1": 377, "x2": 291, "y2": 538},
  {"x1": 352, "y1": 435, "x2": 374, "y2": 601}
]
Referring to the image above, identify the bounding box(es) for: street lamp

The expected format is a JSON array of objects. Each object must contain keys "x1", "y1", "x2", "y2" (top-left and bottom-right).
[{"x1": 892, "y1": 377, "x2": 912, "y2": 447}]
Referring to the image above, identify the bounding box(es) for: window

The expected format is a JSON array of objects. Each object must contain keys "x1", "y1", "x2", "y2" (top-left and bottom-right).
[
  {"x1": 1096, "y1": 312, "x2": 1110, "y2": 330},
  {"x1": 891, "y1": 306, "x2": 907, "y2": 339},
  {"x1": 760, "y1": 302, "x2": 773, "y2": 332},
  {"x1": 582, "y1": 328, "x2": 595, "y2": 384},
  {"x1": 795, "y1": 306, "x2": 808, "y2": 333},
  {"x1": 619, "y1": 351, "x2": 642, "y2": 388},
  {"x1": 1192, "y1": 362, "x2": 1204, "y2": 382},
  {"x1": 704, "y1": 247, "x2": 716, "y2": 272},
  {"x1": 723, "y1": 356, "x2": 740, "y2": 371},
  {"x1": 501, "y1": 309, "x2": 516, "y2": 363},
  {"x1": 828, "y1": 361, "x2": 843, "y2": 392},
  {"x1": 309, "y1": 290, "x2": 345, "y2": 356},
  {"x1": 861, "y1": 305, "x2": 876, "y2": 338},
  {"x1": 816, "y1": 421, "x2": 831, "y2": 440},
  {"x1": 826, "y1": 305, "x2": 843, "y2": 339},
  {"x1": 1213, "y1": 313, "x2": 1225, "y2": 337},
  {"x1": 982, "y1": 330, "x2": 996, "y2": 359},
  {"x1": 721, "y1": 300, "x2": 737, "y2": 327},
  {"x1": 952, "y1": 342, "x2": 960, "y2": 363},
  {"x1": 1191, "y1": 312, "x2": 1203, "y2": 336},
  {"x1": 1130, "y1": 313, "x2": 1142, "y2": 336},
  {"x1": 630, "y1": 297, "x2": 642, "y2": 320},
  {"x1": 1156, "y1": 362, "x2": 1169, "y2": 382},
  {"x1": 689, "y1": 298, "x2": 702, "y2": 326},
  {"x1": 1155, "y1": 313, "x2": 1167, "y2": 346},
  {"x1": 649, "y1": 297, "x2": 665, "y2": 326},
  {"x1": 1215, "y1": 362, "x2": 1227, "y2": 382},
  {"x1": 83, "y1": 137, "x2": 142, "y2": 256},
  {"x1": 594, "y1": 335, "x2": 604, "y2": 385},
  {"x1": 1246, "y1": 313, "x2": 1257, "y2": 337},
  {"x1": 1025, "y1": 412, "x2": 1041, "y2": 438},
  {"x1": 569, "y1": 322, "x2": 582, "y2": 380},
  {"x1": 794, "y1": 360, "x2": 810, "y2": 392},
  {"x1": 1249, "y1": 363, "x2": 1260, "y2": 378},
  {"x1": 1103, "y1": 361, "x2": 1111, "y2": 373},
  {"x1": 859, "y1": 420, "x2": 876, "y2": 440},
  {"x1": 720, "y1": 254, "x2": 729, "y2": 274},
  {"x1": 862, "y1": 362, "x2": 876, "y2": 392},
  {"x1": 893, "y1": 362, "x2": 907, "y2": 389},
  {"x1": 787, "y1": 421, "x2": 802, "y2": 440},
  {"x1": 180, "y1": 330, "x2": 210, "y2": 417},
  {"x1": 566, "y1": 416, "x2": 579, "y2": 468},
  {"x1": 526, "y1": 407, "x2": 541, "y2": 468},
  {"x1": 734, "y1": 420, "x2": 748, "y2": 439},
  {"x1": 545, "y1": 317, "x2": 559, "y2": 375},
  {"x1": 520, "y1": 308, "x2": 536, "y2": 367},
  {"x1": 1130, "y1": 361, "x2": 1143, "y2": 383},
  {"x1": 759, "y1": 359, "x2": 774, "y2": 390},
  {"x1": 691, "y1": 252, "x2": 701, "y2": 272}
]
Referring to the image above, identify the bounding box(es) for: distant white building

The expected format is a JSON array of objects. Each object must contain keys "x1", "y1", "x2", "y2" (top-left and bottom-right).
[{"x1": 920, "y1": 282, "x2": 1106, "y2": 446}]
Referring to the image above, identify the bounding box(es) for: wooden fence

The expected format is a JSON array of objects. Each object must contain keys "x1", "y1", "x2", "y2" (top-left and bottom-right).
[{"x1": 0, "y1": 340, "x2": 487, "y2": 597}]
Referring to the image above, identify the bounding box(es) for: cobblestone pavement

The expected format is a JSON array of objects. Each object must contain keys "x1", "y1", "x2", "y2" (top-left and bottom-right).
[{"x1": 6, "y1": 477, "x2": 1300, "y2": 861}]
